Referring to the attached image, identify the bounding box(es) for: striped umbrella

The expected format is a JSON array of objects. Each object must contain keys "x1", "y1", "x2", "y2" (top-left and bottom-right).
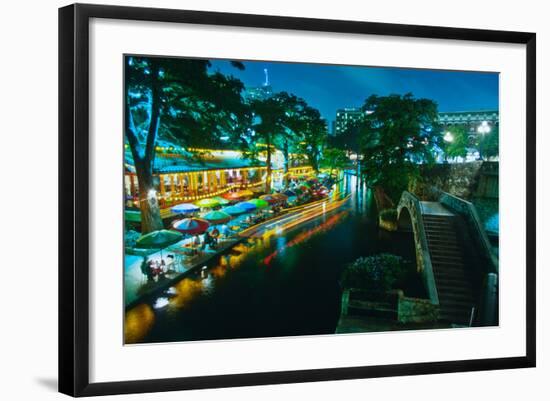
[{"x1": 172, "y1": 218, "x2": 210, "y2": 235}]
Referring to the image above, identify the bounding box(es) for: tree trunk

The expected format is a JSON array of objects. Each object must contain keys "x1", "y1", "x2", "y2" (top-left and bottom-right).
[
  {"x1": 356, "y1": 159, "x2": 361, "y2": 187},
  {"x1": 125, "y1": 59, "x2": 164, "y2": 234},
  {"x1": 265, "y1": 134, "x2": 272, "y2": 193},
  {"x1": 282, "y1": 140, "x2": 290, "y2": 189},
  {"x1": 311, "y1": 150, "x2": 320, "y2": 172},
  {"x1": 136, "y1": 160, "x2": 164, "y2": 234}
]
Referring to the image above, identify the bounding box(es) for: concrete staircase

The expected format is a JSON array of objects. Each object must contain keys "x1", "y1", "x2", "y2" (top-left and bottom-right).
[{"x1": 423, "y1": 214, "x2": 475, "y2": 325}]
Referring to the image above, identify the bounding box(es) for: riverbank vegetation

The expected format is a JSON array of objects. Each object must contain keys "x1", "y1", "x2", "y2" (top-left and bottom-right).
[
  {"x1": 340, "y1": 254, "x2": 407, "y2": 294},
  {"x1": 341, "y1": 253, "x2": 426, "y2": 301}
]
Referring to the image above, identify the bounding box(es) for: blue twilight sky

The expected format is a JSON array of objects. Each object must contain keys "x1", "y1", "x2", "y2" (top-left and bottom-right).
[{"x1": 209, "y1": 59, "x2": 499, "y2": 123}]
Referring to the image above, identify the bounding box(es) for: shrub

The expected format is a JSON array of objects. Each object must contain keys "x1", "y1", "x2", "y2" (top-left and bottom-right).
[{"x1": 341, "y1": 253, "x2": 406, "y2": 293}]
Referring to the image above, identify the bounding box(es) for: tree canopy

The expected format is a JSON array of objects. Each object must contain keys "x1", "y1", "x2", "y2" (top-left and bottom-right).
[
  {"x1": 320, "y1": 148, "x2": 349, "y2": 176},
  {"x1": 477, "y1": 125, "x2": 499, "y2": 160},
  {"x1": 442, "y1": 125, "x2": 469, "y2": 160},
  {"x1": 358, "y1": 93, "x2": 440, "y2": 202},
  {"x1": 244, "y1": 92, "x2": 328, "y2": 189},
  {"x1": 125, "y1": 56, "x2": 250, "y2": 233}
]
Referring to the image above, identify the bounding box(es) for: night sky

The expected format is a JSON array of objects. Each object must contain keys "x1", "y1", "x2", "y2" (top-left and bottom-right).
[{"x1": 210, "y1": 59, "x2": 499, "y2": 123}]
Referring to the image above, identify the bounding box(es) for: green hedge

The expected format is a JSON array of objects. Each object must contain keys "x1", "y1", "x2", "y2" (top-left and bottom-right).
[{"x1": 341, "y1": 253, "x2": 406, "y2": 293}]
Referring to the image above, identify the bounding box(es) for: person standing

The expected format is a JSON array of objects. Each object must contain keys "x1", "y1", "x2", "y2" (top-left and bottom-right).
[{"x1": 140, "y1": 256, "x2": 154, "y2": 282}]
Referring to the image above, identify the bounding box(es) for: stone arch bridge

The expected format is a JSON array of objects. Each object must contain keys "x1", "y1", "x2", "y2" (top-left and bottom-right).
[{"x1": 396, "y1": 190, "x2": 498, "y2": 327}]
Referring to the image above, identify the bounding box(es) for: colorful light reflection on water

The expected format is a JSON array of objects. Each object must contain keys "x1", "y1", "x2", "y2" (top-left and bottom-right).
[{"x1": 263, "y1": 211, "x2": 349, "y2": 266}]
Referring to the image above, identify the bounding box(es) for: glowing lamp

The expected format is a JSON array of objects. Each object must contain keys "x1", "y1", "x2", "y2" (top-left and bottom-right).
[{"x1": 443, "y1": 132, "x2": 454, "y2": 142}]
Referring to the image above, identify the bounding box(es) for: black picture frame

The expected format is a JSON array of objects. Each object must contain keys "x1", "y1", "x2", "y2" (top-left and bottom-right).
[{"x1": 59, "y1": 3, "x2": 536, "y2": 397}]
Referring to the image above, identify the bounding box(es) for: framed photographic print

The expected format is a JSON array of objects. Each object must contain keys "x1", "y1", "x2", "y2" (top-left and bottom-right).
[{"x1": 58, "y1": 3, "x2": 536, "y2": 397}]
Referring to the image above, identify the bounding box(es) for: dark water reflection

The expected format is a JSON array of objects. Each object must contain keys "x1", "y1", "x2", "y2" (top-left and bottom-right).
[{"x1": 127, "y1": 175, "x2": 408, "y2": 344}]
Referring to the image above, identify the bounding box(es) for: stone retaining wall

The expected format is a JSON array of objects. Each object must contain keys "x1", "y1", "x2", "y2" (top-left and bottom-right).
[
  {"x1": 411, "y1": 161, "x2": 484, "y2": 200},
  {"x1": 397, "y1": 296, "x2": 439, "y2": 323}
]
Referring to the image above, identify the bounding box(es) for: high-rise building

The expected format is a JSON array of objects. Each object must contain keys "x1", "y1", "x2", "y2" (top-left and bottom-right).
[
  {"x1": 334, "y1": 107, "x2": 365, "y2": 135},
  {"x1": 330, "y1": 120, "x2": 336, "y2": 136},
  {"x1": 244, "y1": 68, "x2": 273, "y2": 102}
]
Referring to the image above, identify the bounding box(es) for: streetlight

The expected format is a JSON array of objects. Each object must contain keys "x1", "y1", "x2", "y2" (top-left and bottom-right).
[
  {"x1": 443, "y1": 131, "x2": 454, "y2": 142},
  {"x1": 477, "y1": 121, "x2": 491, "y2": 134}
]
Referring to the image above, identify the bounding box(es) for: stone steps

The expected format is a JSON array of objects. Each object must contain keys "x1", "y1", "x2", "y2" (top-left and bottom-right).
[{"x1": 423, "y1": 213, "x2": 475, "y2": 325}]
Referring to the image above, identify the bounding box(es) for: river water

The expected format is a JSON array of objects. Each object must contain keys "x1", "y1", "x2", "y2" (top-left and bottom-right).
[{"x1": 125, "y1": 174, "x2": 407, "y2": 344}]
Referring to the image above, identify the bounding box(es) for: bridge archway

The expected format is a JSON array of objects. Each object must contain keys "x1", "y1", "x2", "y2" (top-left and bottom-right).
[{"x1": 397, "y1": 206, "x2": 413, "y2": 232}]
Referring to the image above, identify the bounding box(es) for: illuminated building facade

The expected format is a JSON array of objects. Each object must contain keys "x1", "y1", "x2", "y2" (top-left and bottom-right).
[
  {"x1": 124, "y1": 145, "x2": 312, "y2": 216},
  {"x1": 244, "y1": 84, "x2": 273, "y2": 101},
  {"x1": 244, "y1": 68, "x2": 273, "y2": 101},
  {"x1": 438, "y1": 110, "x2": 499, "y2": 137},
  {"x1": 334, "y1": 108, "x2": 365, "y2": 135}
]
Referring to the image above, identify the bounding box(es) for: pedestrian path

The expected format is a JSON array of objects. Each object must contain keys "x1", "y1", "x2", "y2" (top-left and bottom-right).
[
  {"x1": 124, "y1": 235, "x2": 242, "y2": 308},
  {"x1": 420, "y1": 201, "x2": 454, "y2": 216}
]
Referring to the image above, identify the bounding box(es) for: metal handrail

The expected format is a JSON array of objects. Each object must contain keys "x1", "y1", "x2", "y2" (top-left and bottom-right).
[{"x1": 438, "y1": 191, "x2": 499, "y2": 274}]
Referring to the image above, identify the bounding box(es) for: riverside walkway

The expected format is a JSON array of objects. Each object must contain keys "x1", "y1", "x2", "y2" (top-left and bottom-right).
[{"x1": 124, "y1": 235, "x2": 244, "y2": 308}]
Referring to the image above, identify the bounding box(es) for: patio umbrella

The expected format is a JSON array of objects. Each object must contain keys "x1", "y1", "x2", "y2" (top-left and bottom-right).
[
  {"x1": 272, "y1": 193, "x2": 288, "y2": 201},
  {"x1": 259, "y1": 194, "x2": 278, "y2": 204},
  {"x1": 170, "y1": 203, "x2": 199, "y2": 214},
  {"x1": 172, "y1": 218, "x2": 210, "y2": 235},
  {"x1": 248, "y1": 198, "x2": 269, "y2": 209},
  {"x1": 236, "y1": 189, "x2": 254, "y2": 198},
  {"x1": 222, "y1": 205, "x2": 247, "y2": 216},
  {"x1": 203, "y1": 210, "x2": 232, "y2": 225},
  {"x1": 222, "y1": 191, "x2": 242, "y2": 201},
  {"x1": 212, "y1": 196, "x2": 230, "y2": 206},
  {"x1": 318, "y1": 186, "x2": 329, "y2": 195},
  {"x1": 136, "y1": 229, "x2": 183, "y2": 249},
  {"x1": 195, "y1": 198, "x2": 220, "y2": 209},
  {"x1": 124, "y1": 210, "x2": 141, "y2": 223},
  {"x1": 124, "y1": 229, "x2": 141, "y2": 247},
  {"x1": 235, "y1": 201, "x2": 257, "y2": 212}
]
